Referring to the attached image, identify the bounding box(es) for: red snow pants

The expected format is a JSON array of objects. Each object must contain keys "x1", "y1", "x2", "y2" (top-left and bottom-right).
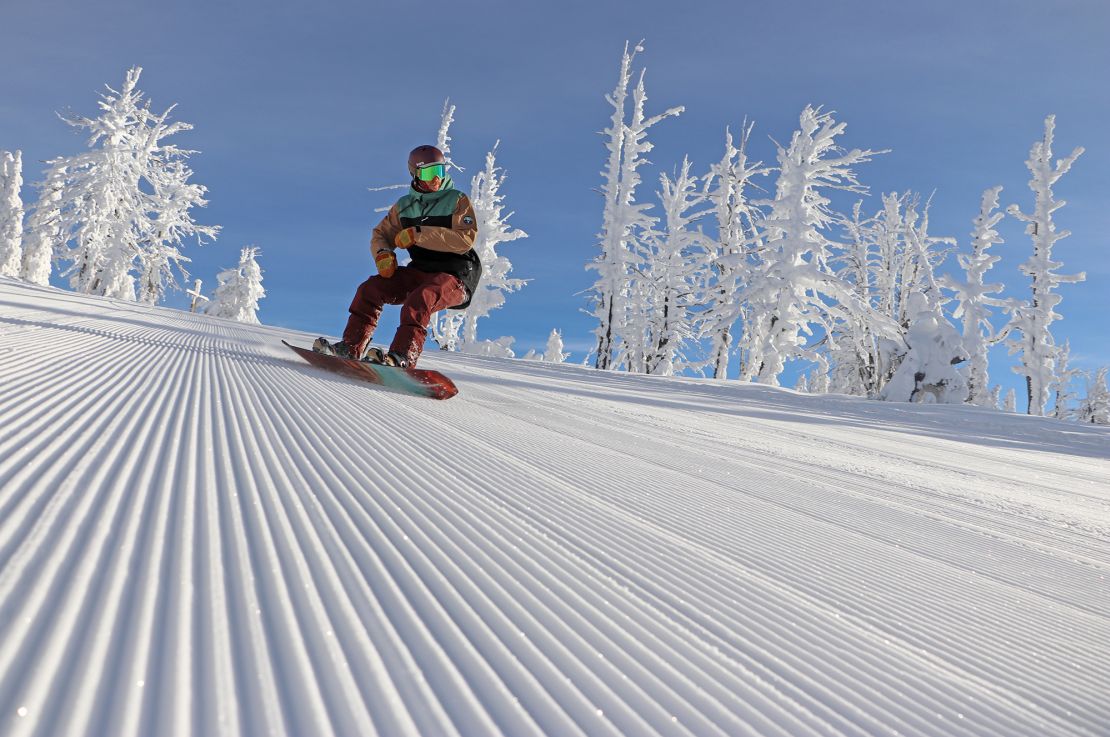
[{"x1": 342, "y1": 267, "x2": 466, "y2": 367}]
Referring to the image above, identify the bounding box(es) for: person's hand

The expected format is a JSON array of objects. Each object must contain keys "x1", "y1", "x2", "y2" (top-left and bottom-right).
[
  {"x1": 375, "y1": 250, "x2": 397, "y2": 278},
  {"x1": 394, "y1": 227, "x2": 417, "y2": 249}
]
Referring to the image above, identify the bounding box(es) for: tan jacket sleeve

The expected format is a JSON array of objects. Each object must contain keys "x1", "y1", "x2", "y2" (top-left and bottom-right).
[
  {"x1": 411, "y1": 194, "x2": 478, "y2": 255},
  {"x1": 370, "y1": 205, "x2": 402, "y2": 256}
]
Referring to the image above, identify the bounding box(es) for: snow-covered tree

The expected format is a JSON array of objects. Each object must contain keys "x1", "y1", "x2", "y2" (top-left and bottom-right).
[
  {"x1": 740, "y1": 106, "x2": 886, "y2": 386},
  {"x1": 21, "y1": 165, "x2": 65, "y2": 285},
  {"x1": 587, "y1": 41, "x2": 683, "y2": 370},
  {"x1": 543, "y1": 329, "x2": 569, "y2": 363},
  {"x1": 1076, "y1": 368, "x2": 1109, "y2": 424},
  {"x1": 884, "y1": 193, "x2": 961, "y2": 383},
  {"x1": 458, "y1": 143, "x2": 528, "y2": 346},
  {"x1": 1004, "y1": 116, "x2": 1085, "y2": 416},
  {"x1": 1003, "y1": 387, "x2": 1017, "y2": 413},
  {"x1": 206, "y1": 247, "x2": 264, "y2": 324},
  {"x1": 880, "y1": 290, "x2": 968, "y2": 403},
  {"x1": 831, "y1": 191, "x2": 954, "y2": 398},
  {"x1": 942, "y1": 187, "x2": 1007, "y2": 405},
  {"x1": 1050, "y1": 340, "x2": 1082, "y2": 421},
  {"x1": 828, "y1": 200, "x2": 879, "y2": 396},
  {"x1": 40, "y1": 67, "x2": 217, "y2": 301},
  {"x1": 831, "y1": 195, "x2": 905, "y2": 396},
  {"x1": 627, "y1": 157, "x2": 714, "y2": 376},
  {"x1": 700, "y1": 124, "x2": 768, "y2": 379},
  {"x1": 588, "y1": 42, "x2": 638, "y2": 370},
  {"x1": 794, "y1": 373, "x2": 809, "y2": 393},
  {"x1": 0, "y1": 150, "x2": 24, "y2": 278}
]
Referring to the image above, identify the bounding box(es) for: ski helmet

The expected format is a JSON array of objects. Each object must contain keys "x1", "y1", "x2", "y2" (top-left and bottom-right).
[
  {"x1": 408, "y1": 144, "x2": 446, "y2": 174},
  {"x1": 408, "y1": 145, "x2": 447, "y2": 191}
]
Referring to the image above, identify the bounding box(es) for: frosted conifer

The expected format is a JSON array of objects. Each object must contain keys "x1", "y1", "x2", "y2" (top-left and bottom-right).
[
  {"x1": 207, "y1": 247, "x2": 265, "y2": 324},
  {"x1": 41, "y1": 67, "x2": 217, "y2": 301},
  {"x1": 831, "y1": 192, "x2": 952, "y2": 398},
  {"x1": 829, "y1": 201, "x2": 882, "y2": 396},
  {"x1": 587, "y1": 41, "x2": 682, "y2": 370},
  {"x1": 634, "y1": 157, "x2": 713, "y2": 376},
  {"x1": 1076, "y1": 368, "x2": 1109, "y2": 424},
  {"x1": 544, "y1": 329, "x2": 569, "y2": 363},
  {"x1": 701, "y1": 124, "x2": 767, "y2": 379},
  {"x1": 942, "y1": 187, "x2": 1007, "y2": 405},
  {"x1": 460, "y1": 143, "x2": 528, "y2": 346},
  {"x1": 0, "y1": 151, "x2": 24, "y2": 278},
  {"x1": 21, "y1": 165, "x2": 65, "y2": 285},
  {"x1": 1004, "y1": 116, "x2": 1085, "y2": 416},
  {"x1": 741, "y1": 106, "x2": 884, "y2": 386},
  {"x1": 1050, "y1": 340, "x2": 1082, "y2": 421}
]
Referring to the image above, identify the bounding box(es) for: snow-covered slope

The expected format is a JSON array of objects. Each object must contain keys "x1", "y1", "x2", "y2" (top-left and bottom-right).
[{"x1": 1, "y1": 277, "x2": 1108, "y2": 737}]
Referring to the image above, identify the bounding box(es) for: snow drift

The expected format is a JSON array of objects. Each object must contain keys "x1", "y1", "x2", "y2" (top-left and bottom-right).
[{"x1": 0, "y1": 277, "x2": 1108, "y2": 737}]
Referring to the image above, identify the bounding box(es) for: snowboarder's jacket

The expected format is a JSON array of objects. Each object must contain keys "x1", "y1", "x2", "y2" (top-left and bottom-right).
[{"x1": 371, "y1": 177, "x2": 481, "y2": 309}]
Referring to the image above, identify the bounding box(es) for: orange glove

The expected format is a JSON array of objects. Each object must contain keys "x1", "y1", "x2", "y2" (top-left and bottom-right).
[
  {"x1": 394, "y1": 227, "x2": 417, "y2": 249},
  {"x1": 374, "y1": 249, "x2": 397, "y2": 278}
]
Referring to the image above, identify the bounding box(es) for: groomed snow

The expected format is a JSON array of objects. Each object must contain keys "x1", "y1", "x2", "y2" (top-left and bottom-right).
[{"x1": 1, "y1": 277, "x2": 1107, "y2": 737}]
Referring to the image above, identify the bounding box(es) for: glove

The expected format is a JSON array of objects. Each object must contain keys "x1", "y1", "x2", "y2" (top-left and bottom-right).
[
  {"x1": 375, "y1": 249, "x2": 397, "y2": 278},
  {"x1": 394, "y1": 227, "x2": 417, "y2": 249}
]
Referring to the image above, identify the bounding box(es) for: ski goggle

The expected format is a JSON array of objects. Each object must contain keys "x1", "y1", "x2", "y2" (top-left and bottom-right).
[{"x1": 415, "y1": 163, "x2": 446, "y2": 182}]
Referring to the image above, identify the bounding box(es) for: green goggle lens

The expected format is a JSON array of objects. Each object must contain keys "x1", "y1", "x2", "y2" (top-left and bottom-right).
[{"x1": 416, "y1": 163, "x2": 446, "y2": 181}]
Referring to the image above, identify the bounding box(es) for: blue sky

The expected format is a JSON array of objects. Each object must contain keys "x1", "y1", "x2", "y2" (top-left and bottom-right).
[{"x1": 3, "y1": 0, "x2": 1108, "y2": 389}]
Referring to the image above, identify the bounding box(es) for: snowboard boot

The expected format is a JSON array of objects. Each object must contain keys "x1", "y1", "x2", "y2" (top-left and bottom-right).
[
  {"x1": 361, "y1": 347, "x2": 408, "y2": 368},
  {"x1": 362, "y1": 347, "x2": 387, "y2": 364},
  {"x1": 312, "y1": 337, "x2": 357, "y2": 360},
  {"x1": 382, "y1": 351, "x2": 409, "y2": 369}
]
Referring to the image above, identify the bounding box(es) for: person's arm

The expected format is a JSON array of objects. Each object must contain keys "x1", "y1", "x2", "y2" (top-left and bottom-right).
[
  {"x1": 371, "y1": 205, "x2": 402, "y2": 256},
  {"x1": 409, "y1": 194, "x2": 478, "y2": 254}
]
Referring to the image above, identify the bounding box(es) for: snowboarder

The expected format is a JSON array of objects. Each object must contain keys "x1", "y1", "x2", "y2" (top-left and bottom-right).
[{"x1": 314, "y1": 144, "x2": 481, "y2": 367}]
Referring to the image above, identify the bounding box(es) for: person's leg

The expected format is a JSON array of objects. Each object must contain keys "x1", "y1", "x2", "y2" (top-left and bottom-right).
[
  {"x1": 391, "y1": 272, "x2": 467, "y2": 366},
  {"x1": 342, "y1": 270, "x2": 418, "y2": 357}
]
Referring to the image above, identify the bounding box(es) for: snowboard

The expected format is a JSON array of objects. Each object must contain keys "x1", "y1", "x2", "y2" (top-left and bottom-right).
[{"x1": 282, "y1": 340, "x2": 458, "y2": 400}]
